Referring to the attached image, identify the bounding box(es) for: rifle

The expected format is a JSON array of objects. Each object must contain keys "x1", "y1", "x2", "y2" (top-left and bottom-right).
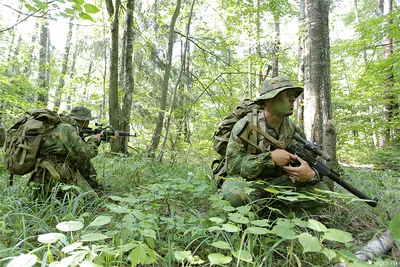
[
  {"x1": 237, "y1": 120, "x2": 378, "y2": 207},
  {"x1": 80, "y1": 123, "x2": 136, "y2": 142}
]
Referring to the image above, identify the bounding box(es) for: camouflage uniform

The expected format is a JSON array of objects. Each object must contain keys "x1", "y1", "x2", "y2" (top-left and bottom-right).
[
  {"x1": 30, "y1": 107, "x2": 100, "y2": 194},
  {"x1": 221, "y1": 76, "x2": 330, "y2": 217}
]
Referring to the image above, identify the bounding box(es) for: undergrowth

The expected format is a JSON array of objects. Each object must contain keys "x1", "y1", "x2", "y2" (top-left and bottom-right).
[{"x1": 0, "y1": 148, "x2": 399, "y2": 266}]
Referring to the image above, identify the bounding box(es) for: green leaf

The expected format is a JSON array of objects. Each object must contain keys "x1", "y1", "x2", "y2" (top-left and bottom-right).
[
  {"x1": 64, "y1": 8, "x2": 75, "y2": 15},
  {"x1": 72, "y1": 0, "x2": 84, "y2": 5},
  {"x1": 89, "y1": 215, "x2": 112, "y2": 227},
  {"x1": 106, "y1": 203, "x2": 131, "y2": 213},
  {"x1": 246, "y1": 226, "x2": 271, "y2": 235},
  {"x1": 24, "y1": 3, "x2": 38, "y2": 12},
  {"x1": 222, "y1": 223, "x2": 241, "y2": 233},
  {"x1": 271, "y1": 225, "x2": 296, "y2": 239},
  {"x1": 337, "y1": 249, "x2": 360, "y2": 262},
  {"x1": 209, "y1": 217, "x2": 224, "y2": 224},
  {"x1": 139, "y1": 228, "x2": 156, "y2": 239},
  {"x1": 236, "y1": 205, "x2": 251, "y2": 214},
  {"x1": 228, "y1": 213, "x2": 249, "y2": 224},
  {"x1": 61, "y1": 242, "x2": 83, "y2": 253},
  {"x1": 208, "y1": 253, "x2": 232, "y2": 265},
  {"x1": 84, "y1": 4, "x2": 100, "y2": 13},
  {"x1": 231, "y1": 249, "x2": 253, "y2": 262},
  {"x1": 210, "y1": 241, "x2": 231, "y2": 250},
  {"x1": 307, "y1": 219, "x2": 328, "y2": 232},
  {"x1": 131, "y1": 210, "x2": 146, "y2": 221},
  {"x1": 38, "y1": 233, "x2": 66, "y2": 244},
  {"x1": 264, "y1": 187, "x2": 281, "y2": 194},
  {"x1": 298, "y1": 233, "x2": 322, "y2": 252},
  {"x1": 175, "y1": 250, "x2": 192, "y2": 261},
  {"x1": 250, "y1": 219, "x2": 270, "y2": 227},
  {"x1": 277, "y1": 195, "x2": 299, "y2": 201},
  {"x1": 79, "y1": 12, "x2": 94, "y2": 22},
  {"x1": 321, "y1": 248, "x2": 336, "y2": 260},
  {"x1": 208, "y1": 226, "x2": 222, "y2": 231},
  {"x1": 56, "y1": 221, "x2": 84, "y2": 232},
  {"x1": 79, "y1": 261, "x2": 102, "y2": 267},
  {"x1": 223, "y1": 206, "x2": 235, "y2": 212},
  {"x1": 389, "y1": 215, "x2": 400, "y2": 243},
  {"x1": 130, "y1": 245, "x2": 148, "y2": 265},
  {"x1": 7, "y1": 254, "x2": 37, "y2": 267},
  {"x1": 323, "y1": 229, "x2": 353, "y2": 243},
  {"x1": 80, "y1": 233, "x2": 110, "y2": 242}
]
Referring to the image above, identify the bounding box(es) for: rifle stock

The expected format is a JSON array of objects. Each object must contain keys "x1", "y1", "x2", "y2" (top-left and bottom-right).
[{"x1": 237, "y1": 120, "x2": 378, "y2": 207}]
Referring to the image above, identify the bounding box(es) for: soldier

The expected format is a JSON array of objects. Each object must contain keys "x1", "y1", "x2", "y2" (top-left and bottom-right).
[
  {"x1": 221, "y1": 76, "x2": 330, "y2": 217},
  {"x1": 29, "y1": 106, "x2": 103, "y2": 196}
]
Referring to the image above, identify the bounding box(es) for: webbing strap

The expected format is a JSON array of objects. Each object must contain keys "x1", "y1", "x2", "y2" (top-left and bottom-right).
[
  {"x1": 40, "y1": 159, "x2": 61, "y2": 181},
  {"x1": 257, "y1": 111, "x2": 269, "y2": 152}
]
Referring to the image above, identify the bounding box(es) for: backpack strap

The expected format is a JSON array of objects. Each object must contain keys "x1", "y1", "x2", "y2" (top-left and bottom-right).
[
  {"x1": 246, "y1": 109, "x2": 259, "y2": 154},
  {"x1": 257, "y1": 111, "x2": 270, "y2": 152}
]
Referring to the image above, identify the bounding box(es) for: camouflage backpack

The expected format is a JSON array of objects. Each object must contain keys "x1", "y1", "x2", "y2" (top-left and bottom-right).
[
  {"x1": 4, "y1": 109, "x2": 61, "y2": 183},
  {"x1": 212, "y1": 99, "x2": 263, "y2": 186}
]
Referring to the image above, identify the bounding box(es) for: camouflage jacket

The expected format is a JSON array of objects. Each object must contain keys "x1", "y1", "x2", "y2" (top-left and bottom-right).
[
  {"x1": 226, "y1": 114, "x2": 304, "y2": 180},
  {"x1": 39, "y1": 120, "x2": 100, "y2": 164}
]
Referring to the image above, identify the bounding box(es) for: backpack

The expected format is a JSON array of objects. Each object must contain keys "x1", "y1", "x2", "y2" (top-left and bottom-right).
[
  {"x1": 212, "y1": 99, "x2": 263, "y2": 186},
  {"x1": 4, "y1": 109, "x2": 61, "y2": 181}
]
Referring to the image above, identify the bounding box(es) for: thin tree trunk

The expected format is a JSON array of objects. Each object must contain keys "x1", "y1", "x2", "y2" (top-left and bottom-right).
[
  {"x1": 54, "y1": 18, "x2": 74, "y2": 111},
  {"x1": 304, "y1": 0, "x2": 335, "y2": 190},
  {"x1": 24, "y1": 21, "x2": 39, "y2": 77},
  {"x1": 148, "y1": 0, "x2": 181, "y2": 158},
  {"x1": 158, "y1": 0, "x2": 195, "y2": 162},
  {"x1": 37, "y1": 19, "x2": 49, "y2": 106},
  {"x1": 67, "y1": 35, "x2": 79, "y2": 110},
  {"x1": 272, "y1": 14, "x2": 280, "y2": 77},
  {"x1": 107, "y1": 0, "x2": 121, "y2": 152},
  {"x1": 120, "y1": 0, "x2": 135, "y2": 154},
  {"x1": 296, "y1": 0, "x2": 305, "y2": 128}
]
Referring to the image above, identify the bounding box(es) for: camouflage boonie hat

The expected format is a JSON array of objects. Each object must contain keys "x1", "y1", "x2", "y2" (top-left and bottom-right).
[
  {"x1": 254, "y1": 76, "x2": 303, "y2": 104},
  {"x1": 69, "y1": 106, "x2": 96, "y2": 121}
]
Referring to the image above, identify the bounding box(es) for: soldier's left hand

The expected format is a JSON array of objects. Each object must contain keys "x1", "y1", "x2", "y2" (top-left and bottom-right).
[{"x1": 282, "y1": 156, "x2": 315, "y2": 183}]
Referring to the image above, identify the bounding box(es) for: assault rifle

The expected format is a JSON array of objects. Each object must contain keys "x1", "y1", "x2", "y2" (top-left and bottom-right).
[
  {"x1": 80, "y1": 123, "x2": 136, "y2": 142},
  {"x1": 237, "y1": 120, "x2": 378, "y2": 207}
]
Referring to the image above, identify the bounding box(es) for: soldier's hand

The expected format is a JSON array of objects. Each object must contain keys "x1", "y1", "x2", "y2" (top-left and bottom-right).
[
  {"x1": 282, "y1": 156, "x2": 315, "y2": 183},
  {"x1": 271, "y1": 149, "x2": 297, "y2": 167},
  {"x1": 92, "y1": 134, "x2": 102, "y2": 143}
]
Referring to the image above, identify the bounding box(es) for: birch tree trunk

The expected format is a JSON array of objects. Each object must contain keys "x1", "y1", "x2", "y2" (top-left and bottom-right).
[
  {"x1": 271, "y1": 13, "x2": 280, "y2": 78},
  {"x1": 148, "y1": 0, "x2": 181, "y2": 158},
  {"x1": 296, "y1": 0, "x2": 305, "y2": 128},
  {"x1": 54, "y1": 18, "x2": 74, "y2": 111},
  {"x1": 107, "y1": 0, "x2": 122, "y2": 152},
  {"x1": 37, "y1": 19, "x2": 49, "y2": 106},
  {"x1": 120, "y1": 0, "x2": 135, "y2": 154},
  {"x1": 304, "y1": 0, "x2": 336, "y2": 190}
]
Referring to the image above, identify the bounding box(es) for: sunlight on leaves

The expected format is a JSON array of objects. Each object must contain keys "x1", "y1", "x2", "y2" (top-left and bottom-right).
[
  {"x1": 61, "y1": 242, "x2": 83, "y2": 253},
  {"x1": 210, "y1": 241, "x2": 231, "y2": 250},
  {"x1": 277, "y1": 195, "x2": 299, "y2": 201},
  {"x1": 208, "y1": 226, "x2": 223, "y2": 232},
  {"x1": 175, "y1": 250, "x2": 192, "y2": 261},
  {"x1": 80, "y1": 260, "x2": 102, "y2": 267},
  {"x1": 56, "y1": 221, "x2": 84, "y2": 232},
  {"x1": 106, "y1": 203, "x2": 131, "y2": 214},
  {"x1": 84, "y1": 4, "x2": 100, "y2": 13},
  {"x1": 222, "y1": 223, "x2": 241, "y2": 233},
  {"x1": 80, "y1": 233, "x2": 111, "y2": 242},
  {"x1": 208, "y1": 253, "x2": 232, "y2": 265},
  {"x1": 6, "y1": 254, "x2": 37, "y2": 267},
  {"x1": 236, "y1": 205, "x2": 251, "y2": 214},
  {"x1": 89, "y1": 216, "x2": 112, "y2": 227},
  {"x1": 250, "y1": 219, "x2": 270, "y2": 227},
  {"x1": 223, "y1": 206, "x2": 235, "y2": 212},
  {"x1": 38, "y1": 233, "x2": 66, "y2": 244},
  {"x1": 298, "y1": 233, "x2": 322, "y2": 252},
  {"x1": 321, "y1": 248, "x2": 336, "y2": 261},
  {"x1": 323, "y1": 229, "x2": 353, "y2": 243},
  {"x1": 231, "y1": 249, "x2": 253, "y2": 262},
  {"x1": 307, "y1": 219, "x2": 328, "y2": 232}
]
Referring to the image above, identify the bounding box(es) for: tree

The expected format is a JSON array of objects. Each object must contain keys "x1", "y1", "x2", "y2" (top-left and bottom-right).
[
  {"x1": 37, "y1": 19, "x2": 49, "y2": 106},
  {"x1": 304, "y1": 0, "x2": 336, "y2": 190},
  {"x1": 148, "y1": 0, "x2": 181, "y2": 158}
]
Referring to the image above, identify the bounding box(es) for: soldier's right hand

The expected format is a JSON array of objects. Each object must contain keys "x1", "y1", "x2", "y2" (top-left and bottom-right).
[
  {"x1": 92, "y1": 134, "x2": 102, "y2": 143},
  {"x1": 271, "y1": 149, "x2": 297, "y2": 167}
]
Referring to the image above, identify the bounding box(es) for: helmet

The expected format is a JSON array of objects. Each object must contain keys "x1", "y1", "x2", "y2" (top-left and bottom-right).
[
  {"x1": 69, "y1": 106, "x2": 96, "y2": 121},
  {"x1": 254, "y1": 76, "x2": 303, "y2": 104}
]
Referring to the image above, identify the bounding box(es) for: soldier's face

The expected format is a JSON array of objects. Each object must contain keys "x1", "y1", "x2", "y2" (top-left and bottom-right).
[{"x1": 269, "y1": 90, "x2": 296, "y2": 117}]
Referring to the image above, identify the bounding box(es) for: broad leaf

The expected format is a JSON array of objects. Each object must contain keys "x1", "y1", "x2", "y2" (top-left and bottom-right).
[
  {"x1": 222, "y1": 223, "x2": 241, "y2": 233},
  {"x1": 307, "y1": 219, "x2": 328, "y2": 232},
  {"x1": 7, "y1": 254, "x2": 37, "y2": 267},
  {"x1": 298, "y1": 233, "x2": 322, "y2": 252},
  {"x1": 38, "y1": 233, "x2": 66, "y2": 244},
  {"x1": 209, "y1": 217, "x2": 224, "y2": 224},
  {"x1": 210, "y1": 241, "x2": 231, "y2": 250},
  {"x1": 175, "y1": 250, "x2": 192, "y2": 261},
  {"x1": 250, "y1": 219, "x2": 270, "y2": 227},
  {"x1": 246, "y1": 226, "x2": 270, "y2": 235},
  {"x1": 231, "y1": 249, "x2": 252, "y2": 262},
  {"x1": 323, "y1": 229, "x2": 353, "y2": 243},
  {"x1": 208, "y1": 253, "x2": 232, "y2": 265},
  {"x1": 80, "y1": 233, "x2": 110, "y2": 242},
  {"x1": 389, "y1": 215, "x2": 400, "y2": 243},
  {"x1": 271, "y1": 225, "x2": 296, "y2": 239},
  {"x1": 61, "y1": 242, "x2": 83, "y2": 253},
  {"x1": 321, "y1": 248, "x2": 336, "y2": 261},
  {"x1": 84, "y1": 4, "x2": 100, "y2": 13},
  {"x1": 228, "y1": 213, "x2": 249, "y2": 224},
  {"x1": 56, "y1": 221, "x2": 84, "y2": 232},
  {"x1": 89, "y1": 215, "x2": 112, "y2": 227}
]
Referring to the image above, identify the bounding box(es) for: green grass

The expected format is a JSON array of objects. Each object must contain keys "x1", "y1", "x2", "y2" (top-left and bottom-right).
[{"x1": 0, "y1": 148, "x2": 399, "y2": 266}]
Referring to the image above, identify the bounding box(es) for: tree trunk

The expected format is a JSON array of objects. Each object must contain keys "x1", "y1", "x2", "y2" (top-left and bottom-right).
[
  {"x1": 158, "y1": 0, "x2": 195, "y2": 162},
  {"x1": 37, "y1": 19, "x2": 49, "y2": 106},
  {"x1": 54, "y1": 18, "x2": 74, "y2": 111},
  {"x1": 272, "y1": 14, "x2": 280, "y2": 78},
  {"x1": 120, "y1": 0, "x2": 135, "y2": 154},
  {"x1": 304, "y1": 0, "x2": 336, "y2": 190},
  {"x1": 296, "y1": 0, "x2": 305, "y2": 128},
  {"x1": 67, "y1": 34, "x2": 79, "y2": 111},
  {"x1": 148, "y1": 0, "x2": 181, "y2": 158},
  {"x1": 107, "y1": 0, "x2": 122, "y2": 152},
  {"x1": 23, "y1": 21, "x2": 39, "y2": 77},
  {"x1": 379, "y1": 0, "x2": 394, "y2": 147}
]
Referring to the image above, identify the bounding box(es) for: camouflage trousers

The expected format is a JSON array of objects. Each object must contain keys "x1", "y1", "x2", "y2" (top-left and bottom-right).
[
  {"x1": 221, "y1": 175, "x2": 330, "y2": 218},
  {"x1": 30, "y1": 158, "x2": 99, "y2": 195}
]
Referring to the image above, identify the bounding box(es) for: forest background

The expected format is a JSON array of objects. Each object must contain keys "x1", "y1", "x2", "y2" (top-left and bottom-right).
[{"x1": 0, "y1": 0, "x2": 399, "y2": 266}]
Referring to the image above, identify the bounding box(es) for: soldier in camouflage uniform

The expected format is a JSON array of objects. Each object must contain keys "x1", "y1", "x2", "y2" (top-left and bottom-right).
[
  {"x1": 221, "y1": 76, "x2": 330, "y2": 217},
  {"x1": 30, "y1": 106, "x2": 103, "y2": 196}
]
